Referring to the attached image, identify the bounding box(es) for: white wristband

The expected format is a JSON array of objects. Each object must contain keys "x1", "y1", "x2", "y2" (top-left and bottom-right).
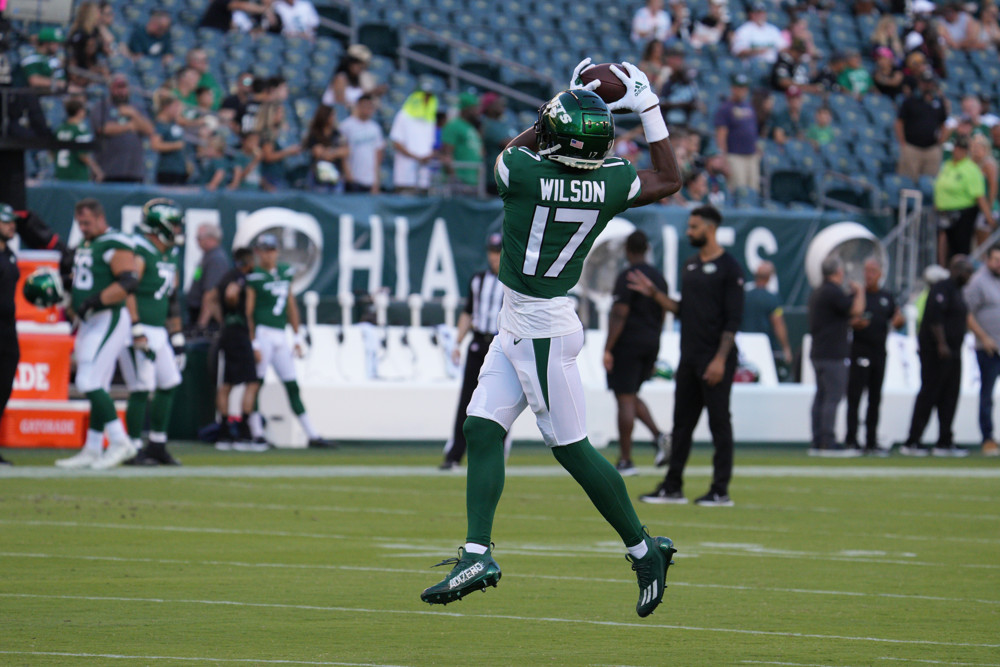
[
  {"x1": 252, "y1": 340, "x2": 261, "y2": 351},
  {"x1": 131, "y1": 323, "x2": 146, "y2": 338},
  {"x1": 640, "y1": 108, "x2": 669, "y2": 143}
]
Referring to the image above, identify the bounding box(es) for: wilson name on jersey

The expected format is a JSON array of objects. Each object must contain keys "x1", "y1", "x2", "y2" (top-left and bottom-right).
[
  {"x1": 132, "y1": 235, "x2": 180, "y2": 327},
  {"x1": 247, "y1": 263, "x2": 295, "y2": 329},
  {"x1": 71, "y1": 229, "x2": 133, "y2": 312},
  {"x1": 495, "y1": 147, "x2": 641, "y2": 299}
]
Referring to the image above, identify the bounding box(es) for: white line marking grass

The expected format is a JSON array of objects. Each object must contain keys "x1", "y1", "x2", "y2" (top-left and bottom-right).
[
  {"x1": 2, "y1": 593, "x2": 998, "y2": 649},
  {"x1": 0, "y1": 651, "x2": 404, "y2": 667}
]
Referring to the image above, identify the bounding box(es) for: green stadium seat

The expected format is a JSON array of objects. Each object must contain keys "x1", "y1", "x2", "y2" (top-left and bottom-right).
[
  {"x1": 407, "y1": 42, "x2": 449, "y2": 77},
  {"x1": 358, "y1": 23, "x2": 400, "y2": 57}
]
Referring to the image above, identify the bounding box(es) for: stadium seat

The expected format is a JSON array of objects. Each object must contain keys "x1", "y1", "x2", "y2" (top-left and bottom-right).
[
  {"x1": 407, "y1": 42, "x2": 449, "y2": 78},
  {"x1": 358, "y1": 23, "x2": 400, "y2": 57},
  {"x1": 770, "y1": 169, "x2": 816, "y2": 206}
]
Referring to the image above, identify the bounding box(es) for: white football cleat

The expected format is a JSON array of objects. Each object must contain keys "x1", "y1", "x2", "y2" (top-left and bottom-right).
[
  {"x1": 55, "y1": 449, "x2": 103, "y2": 469},
  {"x1": 90, "y1": 439, "x2": 138, "y2": 470}
]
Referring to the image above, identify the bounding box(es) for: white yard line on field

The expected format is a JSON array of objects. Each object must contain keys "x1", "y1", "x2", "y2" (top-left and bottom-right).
[
  {"x1": 1, "y1": 593, "x2": 997, "y2": 649},
  {"x1": 0, "y1": 651, "x2": 405, "y2": 666},
  {"x1": 878, "y1": 658, "x2": 1000, "y2": 666}
]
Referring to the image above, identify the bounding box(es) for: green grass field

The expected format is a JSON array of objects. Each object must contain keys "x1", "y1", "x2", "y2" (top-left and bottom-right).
[{"x1": 2, "y1": 444, "x2": 998, "y2": 667}]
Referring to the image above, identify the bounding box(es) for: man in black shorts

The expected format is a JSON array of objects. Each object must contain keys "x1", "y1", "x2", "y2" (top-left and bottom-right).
[
  {"x1": 603, "y1": 230, "x2": 671, "y2": 476},
  {"x1": 211, "y1": 247, "x2": 260, "y2": 450}
]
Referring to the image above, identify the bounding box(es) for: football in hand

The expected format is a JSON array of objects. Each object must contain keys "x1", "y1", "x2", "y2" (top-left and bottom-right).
[{"x1": 578, "y1": 63, "x2": 628, "y2": 105}]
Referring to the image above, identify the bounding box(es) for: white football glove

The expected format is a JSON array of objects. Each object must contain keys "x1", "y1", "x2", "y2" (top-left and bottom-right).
[
  {"x1": 606, "y1": 61, "x2": 659, "y2": 114},
  {"x1": 171, "y1": 332, "x2": 186, "y2": 373},
  {"x1": 569, "y1": 57, "x2": 601, "y2": 92}
]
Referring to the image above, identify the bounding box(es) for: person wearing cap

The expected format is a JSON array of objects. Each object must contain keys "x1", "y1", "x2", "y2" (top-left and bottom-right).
[
  {"x1": 12, "y1": 27, "x2": 66, "y2": 91},
  {"x1": 934, "y1": 134, "x2": 995, "y2": 262},
  {"x1": 770, "y1": 38, "x2": 815, "y2": 93},
  {"x1": 479, "y1": 93, "x2": 517, "y2": 196},
  {"x1": 872, "y1": 46, "x2": 904, "y2": 99},
  {"x1": 714, "y1": 72, "x2": 760, "y2": 192},
  {"x1": 322, "y1": 44, "x2": 388, "y2": 109},
  {"x1": 273, "y1": 0, "x2": 319, "y2": 39},
  {"x1": 0, "y1": 205, "x2": 20, "y2": 466},
  {"x1": 895, "y1": 69, "x2": 949, "y2": 182},
  {"x1": 603, "y1": 230, "x2": 670, "y2": 476},
  {"x1": 770, "y1": 85, "x2": 807, "y2": 145},
  {"x1": 810, "y1": 49, "x2": 847, "y2": 93},
  {"x1": 440, "y1": 92, "x2": 484, "y2": 190},
  {"x1": 837, "y1": 49, "x2": 873, "y2": 97},
  {"x1": 440, "y1": 233, "x2": 508, "y2": 470},
  {"x1": 124, "y1": 10, "x2": 173, "y2": 62},
  {"x1": 730, "y1": 2, "x2": 783, "y2": 64},
  {"x1": 219, "y1": 71, "x2": 254, "y2": 130},
  {"x1": 389, "y1": 84, "x2": 438, "y2": 195},
  {"x1": 91, "y1": 75, "x2": 155, "y2": 183},
  {"x1": 245, "y1": 234, "x2": 333, "y2": 449},
  {"x1": 631, "y1": 0, "x2": 673, "y2": 45}
]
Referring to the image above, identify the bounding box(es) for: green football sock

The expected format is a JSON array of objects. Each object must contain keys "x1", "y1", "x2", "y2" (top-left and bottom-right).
[
  {"x1": 552, "y1": 438, "x2": 645, "y2": 547},
  {"x1": 149, "y1": 387, "x2": 176, "y2": 433},
  {"x1": 86, "y1": 390, "x2": 119, "y2": 430},
  {"x1": 463, "y1": 416, "x2": 507, "y2": 547},
  {"x1": 283, "y1": 380, "x2": 305, "y2": 416},
  {"x1": 124, "y1": 391, "x2": 149, "y2": 439}
]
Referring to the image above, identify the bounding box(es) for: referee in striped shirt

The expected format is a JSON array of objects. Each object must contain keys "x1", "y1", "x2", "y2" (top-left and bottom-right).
[{"x1": 440, "y1": 232, "x2": 507, "y2": 470}]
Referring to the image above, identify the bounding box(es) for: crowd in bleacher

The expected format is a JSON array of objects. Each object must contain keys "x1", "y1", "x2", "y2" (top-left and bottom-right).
[{"x1": 3, "y1": 0, "x2": 1000, "y2": 215}]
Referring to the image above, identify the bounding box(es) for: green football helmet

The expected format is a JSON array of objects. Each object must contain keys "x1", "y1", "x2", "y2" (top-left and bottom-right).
[
  {"x1": 23, "y1": 266, "x2": 65, "y2": 308},
  {"x1": 535, "y1": 89, "x2": 615, "y2": 170},
  {"x1": 139, "y1": 198, "x2": 183, "y2": 245}
]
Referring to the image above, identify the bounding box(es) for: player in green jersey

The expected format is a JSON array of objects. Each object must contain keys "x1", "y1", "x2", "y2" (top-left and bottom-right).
[
  {"x1": 421, "y1": 60, "x2": 681, "y2": 617},
  {"x1": 56, "y1": 199, "x2": 140, "y2": 470},
  {"x1": 54, "y1": 99, "x2": 102, "y2": 182},
  {"x1": 119, "y1": 198, "x2": 186, "y2": 465},
  {"x1": 245, "y1": 234, "x2": 333, "y2": 450}
]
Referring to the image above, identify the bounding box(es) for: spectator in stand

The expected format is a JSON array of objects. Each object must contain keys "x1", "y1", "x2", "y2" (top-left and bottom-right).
[
  {"x1": 97, "y1": 2, "x2": 119, "y2": 55},
  {"x1": 771, "y1": 85, "x2": 807, "y2": 145},
  {"x1": 690, "y1": 0, "x2": 731, "y2": 50},
  {"x1": 237, "y1": 77, "x2": 273, "y2": 136},
  {"x1": 896, "y1": 70, "x2": 948, "y2": 181},
  {"x1": 730, "y1": 1, "x2": 784, "y2": 65},
  {"x1": 680, "y1": 169, "x2": 711, "y2": 206},
  {"x1": 273, "y1": 0, "x2": 319, "y2": 39},
  {"x1": 939, "y1": 1, "x2": 984, "y2": 52},
  {"x1": 189, "y1": 223, "x2": 231, "y2": 330},
  {"x1": 964, "y1": 244, "x2": 1000, "y2": 457},
  {"x1": 390, "y1": 84, "x2": 438, "y2": 195},
  {"x1": 197, "y1": 133, "x2": 236, "y2": 190},
  {"x1": 981, "y1": 3, "x2": 1000, "y2": 50},
  {"x1": 905, "y1": 13, "x2": 948, "y2": 80},
  {"x1": 812, "y1": 50, "x2": 847, "y2": 93},
  {"x1": 935, "y1": 134, "x2": 995, "y2": 262},
  {"x1": 152, "y1": 94, "x2": 189, "y2": 185},
  {"x1": 837, "y1": 49, "x2": 874, "y2": 97},
  {"x1": 54, "y1": 98, "x2": 102, "y2": 182},
  {"x1": 900, "y1": 50, "x2": 929, "y2": 97},
  {"x1": 808, "y1": 256, "x2": 866, "y2": 457},
  {"x1": 751, "y1": 88, "x2": 774, "y2": 140},
  {"x1": 234, "y1": 0, "x2": 283, "y2": 34},
  {"x1": 199, "y1": 0, "x2": 269, "y2": 32},
  {"x1": 124, "y1": 10, "x2": 173, "y2": 63},
  {"x1": 66, "y1": 2, "x2": 108, "y2": 89},
  {"x1": 741, "y1": 261, "x2": 793, "y2": 365},
  {"x1": 92, "y1": 74, "x2": 154, "y2": 183},
  {"x1": 219, "y1": 71, "x2": 254, "y2": 132},
  {"x1": 257, "y1": 103, "x2": 302, "y2": 189},
  {"x1": 339, "y1": 94, "x2": 385, "y2": 194},
  {"x1": 631, "y1": 0, "x2": 673, "y2": 45},
  {"x1": 321, "y1": 45, "x2": 388, "y2": 110},
  {"x1": 782, "y1": 15, "x2": 820, "y2": 60},
  {"x1": 872, "y1": 47, "x2": 905, "y2": 99},
  {"x1": 714, "y1": 72, "x2": 759, "y2": 193},
  {"x1": 441, "y1": 93, "x2": 484, "y2": 190},
  {"x1": 185, "y1": 48, "x2": 223, "y2": 110},
  {"x1": 659, "y1": 48, "x2": 700, "y2": 129},
  {"x1": 638, "y1": 40, "x2": 669, "y2": 93},
  {"x1": 703, "y1": 150, "x2": 729, "y2": 207},
  {"x1": 303, "y1": 105, "x2": 350, "y2": 192},
  {"x1": 172, "y1": 67, "x2": 201, "y2": 109},
  {"x1": 479, "y1": 93, "x2": 517, "y2": 196},
  {"x1": 771, "y1": 39, "x2": 816, "y2": 93},
  {"x1": 806, "y1": 106, "x2": 834, "y2": 148},
  {"x1": 970, "y1": 134, "x2": 999, "y2": 247},
  {"x1": 900, "y1": 254, "x2": 973, "y2": 457},
  {"x1": 234, "y1": 131, "x2": 265, "y2": 190},
  {"x1": 667, "y1": 0, "x2": 691, "y2": 43},
  {"x1": 945, "y1": 96, "x2": 996, "y2": 143},
  {"x1": 14, "y1": 27, "x2": 65, "y2": 90},
  {"x1": 868, "y1": 14, "x2": 904, "y2": 60}
]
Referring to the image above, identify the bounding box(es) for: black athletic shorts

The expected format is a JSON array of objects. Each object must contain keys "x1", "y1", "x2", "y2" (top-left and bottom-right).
[
  {"x1": 606, "y1": 343, "x2": 659, "y2": 395},
  {"x1": 219, "y1": 325, "x2": 258, "y2": 385}
]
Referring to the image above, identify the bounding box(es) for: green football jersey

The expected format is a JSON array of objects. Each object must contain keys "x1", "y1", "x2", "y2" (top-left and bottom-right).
[
  {"x1": 71, "y1": 229, "x2": 134, "y2": 312},
  {"x1": 54, "y1": 120, "x2": 94, "y2": 181},
  {"x1": 495, "y1": 146, "x2": 641, "y2": 298},
  {"x1": 247, "y1": 263, "x2": 295, "y2": 329},
  {"x1": 132, "y1": 235, "x2": 180, "y2": 327}
]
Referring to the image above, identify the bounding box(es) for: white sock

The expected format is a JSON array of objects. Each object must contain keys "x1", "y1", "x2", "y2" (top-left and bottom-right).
[
  {"x1": 149, "y1": 432, "x2": 167, "y2": 444},
  {"x1": 298, "y1": 413, "x2": 319, "y2": 440},
  {"x1": 464, "y1": 542, "x2": 488, "y2": 555},
  {"x1": 627, "y1": 539, "x2": 649, "y2": 560},
  {"x1": 248, "y1": 412, "x2": 264, "y2": 439},
  {"x1": 104, "y1": 420, "x2": 129, "y2": 447},
  {"x1": 83, "y1": 429, "x2": 104, "y2": 454}
]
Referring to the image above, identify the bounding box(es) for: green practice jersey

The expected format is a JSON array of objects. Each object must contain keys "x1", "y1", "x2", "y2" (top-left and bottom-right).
[
  {"x1": 54, "y1": 120, "x2": 94, "y2": 181},
  {"x1": 132, "y1": 234, "x2": 180, "y2": 327},
  {"x1": 247, "y1": 263, "x2": 295, "y2": 329},
  {"x1": 495, "y1": 146, "x2": 640, "y2": 299},
  {"x1": 71, "y1": 229, "x2": 133, "y2": 312}
]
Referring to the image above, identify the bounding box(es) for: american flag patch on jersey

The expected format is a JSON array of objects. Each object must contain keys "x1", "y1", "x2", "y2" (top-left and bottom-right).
[{"x1": 570, "y1": 139, "x2": 584, "y2": 148}]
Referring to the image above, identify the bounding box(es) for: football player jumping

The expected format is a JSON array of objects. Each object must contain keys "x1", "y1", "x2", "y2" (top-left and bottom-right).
[{"x1": 421, "y1": 60, "x2": 682, "y2": 617}]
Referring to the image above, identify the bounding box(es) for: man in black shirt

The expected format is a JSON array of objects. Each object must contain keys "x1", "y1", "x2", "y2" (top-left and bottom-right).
[
  {"x1": 808, "y1": 256, "x2": 865, "y2": 456},
  {"x1": 629, "y1": 206, "x2": 744, "y2": 507},
  {"x1": 846, "y1": 258, "x2": 904, "y2": 455},
  {"x1": 210, "y1": 247, "x2": 259, "y2": 449},
  {"x1": 0, "y1": 205, "x2": 20, "y2": 465},
  {"x1": 901, "y1": 255, "x2": 974, "y2": 457},
  {"x1": 895, "y1": 70, "x2": 949, "y2": 181},
  {"x1": 603, "y1": 231, "x2": 670, "y2": 476}
]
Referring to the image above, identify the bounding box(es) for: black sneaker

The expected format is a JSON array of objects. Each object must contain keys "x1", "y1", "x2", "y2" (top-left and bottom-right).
[
  {"x1": 438, "y1": 460, "x2": 461, "y2": 471},
  {"x1": 899, "y1": 443, "x2": 929, "y2": 457},
  {"x1": 308, "y1": 437, "x2": 338, "y2": 449},
  {"x1": 694, "y1": 491, "x2": 735, "y2": 507},
  {"x1": 639, "y1": 485, "x2": 688, "y2": 505},
  {"x1": 615, "y1": 459, "x2": 639, "y2": 477}
]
